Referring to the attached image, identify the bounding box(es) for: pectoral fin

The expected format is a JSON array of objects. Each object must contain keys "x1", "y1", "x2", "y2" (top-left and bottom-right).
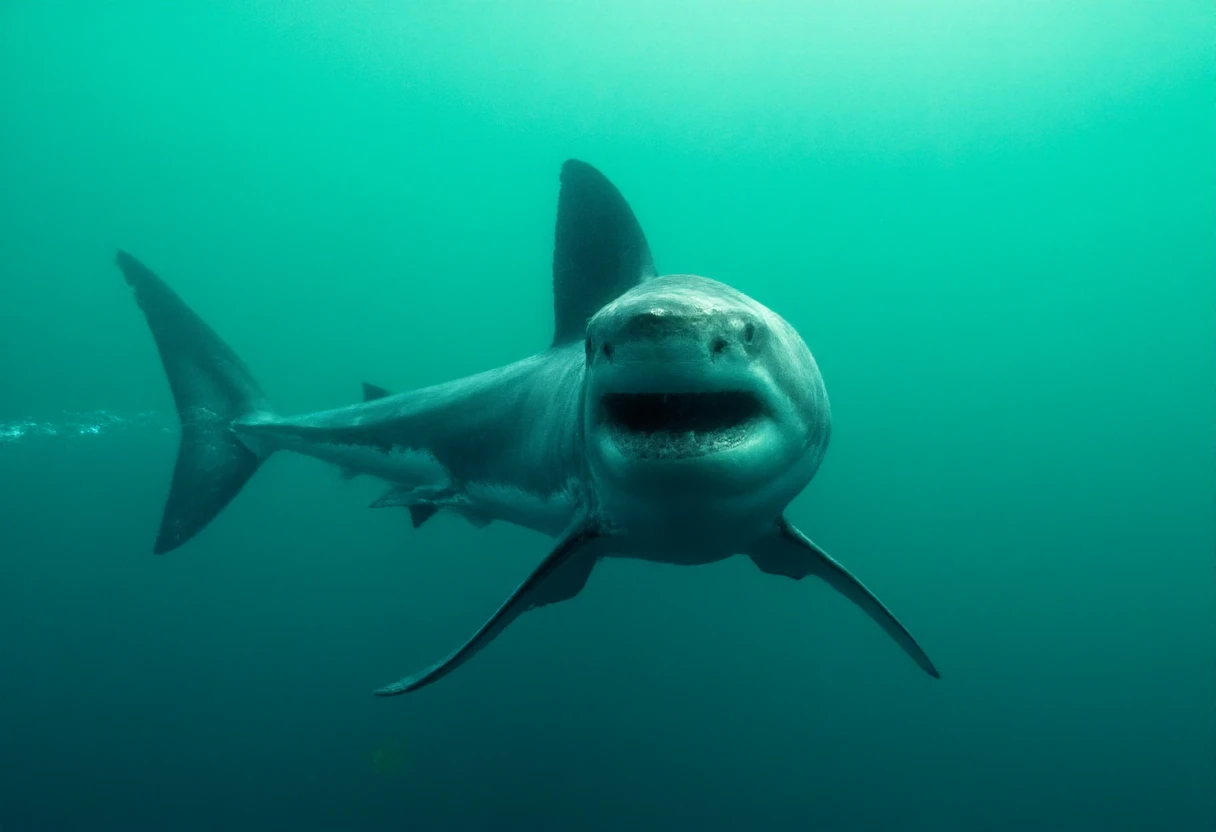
[
  {"x1": 750, "y1": 516, "x2": 940, "y2": 679},
  {"x1": 373, "y1": 517, "x2": 605, "y2": 696}
]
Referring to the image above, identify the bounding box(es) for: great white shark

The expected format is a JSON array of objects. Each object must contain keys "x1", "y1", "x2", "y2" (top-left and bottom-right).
[{"x1": 116, "y1": 159, "x2": 940, "y2": 696}]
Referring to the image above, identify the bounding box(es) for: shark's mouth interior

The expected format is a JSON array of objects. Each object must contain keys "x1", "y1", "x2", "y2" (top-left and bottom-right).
[{"x1": 599, "y1": 391, "x2": 766, "y2": 458}]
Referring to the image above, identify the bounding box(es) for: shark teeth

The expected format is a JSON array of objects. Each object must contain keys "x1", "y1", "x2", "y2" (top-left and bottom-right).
[{"x1": 608, "y1": 423, "x2": 756, "y2": 460}]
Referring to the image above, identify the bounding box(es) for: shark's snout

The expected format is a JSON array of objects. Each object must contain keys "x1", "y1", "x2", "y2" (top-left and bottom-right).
[{"x1": 587, "y1": 306, "x2": 766, "y2": 368}]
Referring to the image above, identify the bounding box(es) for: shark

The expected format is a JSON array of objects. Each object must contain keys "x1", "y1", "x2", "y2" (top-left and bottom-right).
[{"x1": 115, "y1": 159, "x2": 940, "y2": 696}]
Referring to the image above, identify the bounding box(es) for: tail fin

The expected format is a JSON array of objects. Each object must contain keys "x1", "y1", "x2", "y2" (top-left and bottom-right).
[{"x1": 115, "y1": 251, "x2": 271, "y2": 553}]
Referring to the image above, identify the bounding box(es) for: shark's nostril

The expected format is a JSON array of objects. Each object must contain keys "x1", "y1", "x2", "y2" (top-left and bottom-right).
[
  {"x1": 602, "y1": 342, "x2": 615, "y2": 362},
  {"x1": 743, "y1": 323, "x2": 756, "y2": 344},
  {"x1": 710, "y1": 336, "x2": 729, "y2": 358},
  {"x1": 585, "y1": 336, "x2": 594, "y2": 363}
]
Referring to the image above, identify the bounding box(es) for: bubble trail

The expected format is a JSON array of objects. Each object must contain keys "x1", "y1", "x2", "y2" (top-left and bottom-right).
[{"x1": 0, "y1": 411, "x2": 172, "y2": 445}]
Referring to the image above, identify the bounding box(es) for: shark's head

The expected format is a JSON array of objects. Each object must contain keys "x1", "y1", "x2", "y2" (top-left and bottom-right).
[{"x1": 582, "y1": 274, "x2": 830, "y2": 542}]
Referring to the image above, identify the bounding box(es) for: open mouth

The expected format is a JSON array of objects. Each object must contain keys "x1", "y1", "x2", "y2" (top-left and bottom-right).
[{"x1": 599, "y1": 391, "x2": 766, "y2": 458}]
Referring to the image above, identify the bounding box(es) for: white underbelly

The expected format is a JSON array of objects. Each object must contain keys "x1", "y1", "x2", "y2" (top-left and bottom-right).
[{"x1": 458, "y1": 479, "x2": 582, "y2": 537}]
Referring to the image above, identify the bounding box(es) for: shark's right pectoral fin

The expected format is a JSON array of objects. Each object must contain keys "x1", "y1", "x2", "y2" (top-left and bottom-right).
[
  {"x1": 373, "y1": 517, "x2": 605, "y2": 696},
  {"x1": 749, "y1": 516, "x2": 941, "y2": 680}
]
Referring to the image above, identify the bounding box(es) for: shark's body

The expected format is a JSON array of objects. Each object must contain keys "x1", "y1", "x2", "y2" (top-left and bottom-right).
[
  {"x1": 242, "y1": 346, "x2": 588, "y2": 538},
  {"x1": 117, "y1": 160, "x2": 939, "y2": 696}
]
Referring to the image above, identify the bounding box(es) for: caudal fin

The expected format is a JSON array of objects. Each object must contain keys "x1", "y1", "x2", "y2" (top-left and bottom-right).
[{"x1": 115, "y1": 251, "x2": 271, "y2": 554}]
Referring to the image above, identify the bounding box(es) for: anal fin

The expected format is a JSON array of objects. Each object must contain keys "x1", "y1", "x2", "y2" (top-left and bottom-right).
[
  {"x1": 408, "y1": 504, "x2": 439, "y2": 528},
  {"x1": 371, "y1": 485, "x2": 451, "y2": 529},
  {"x1": 370, "y1": 485, "x2": 444, "y2": 509},
  {"x1": 371, "y1": 485, "x2": 494, "y2": 531}
]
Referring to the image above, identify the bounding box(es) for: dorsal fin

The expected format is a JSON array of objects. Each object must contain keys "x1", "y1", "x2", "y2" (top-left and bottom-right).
[
  {"x1": 362, "y1": 381, "x2": 391, "y2": 401},
  {"x1": 551, "y1": 160, "x2": 656, "y2": 345}
]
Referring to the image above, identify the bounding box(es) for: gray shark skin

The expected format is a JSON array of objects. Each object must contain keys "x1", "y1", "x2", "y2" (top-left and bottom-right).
[{"x1": 115, "y1": 159, "x2": 940, "y2": 697}]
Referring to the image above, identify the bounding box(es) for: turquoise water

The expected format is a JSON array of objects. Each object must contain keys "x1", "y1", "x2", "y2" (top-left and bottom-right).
[{"x1": 2, "y1": 2, "x2": 1214, "y2": 829}]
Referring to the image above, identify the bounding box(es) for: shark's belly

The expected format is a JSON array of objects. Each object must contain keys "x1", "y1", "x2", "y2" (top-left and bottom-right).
[
  {"x1": 607, "y1": 547, "x2": 738, "y2": 567},
  {"x1": 454, "y1": 478, "x2": 583, "y2": 537}
]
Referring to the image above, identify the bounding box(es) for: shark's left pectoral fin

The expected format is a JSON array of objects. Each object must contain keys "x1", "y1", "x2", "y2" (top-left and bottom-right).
[
  {"x1": 373, "y1": 517, "x2": 605, "y2": 696},
  {"x1": 750, "y1": 516, "x2": 941, "y2": 679}
]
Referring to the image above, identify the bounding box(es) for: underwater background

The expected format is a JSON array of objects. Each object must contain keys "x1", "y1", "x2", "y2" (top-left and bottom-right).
[{"x1": 1, "y1": 2, "x2": 1213, "y2": 830}]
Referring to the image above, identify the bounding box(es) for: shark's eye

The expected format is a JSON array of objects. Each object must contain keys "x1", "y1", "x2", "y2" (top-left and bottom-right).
[
  {"x1": 743, "y1": 323, "x2": 756, "y2": 344},
  {"x1": 585, "y1": 336, "x2": 594, "y2": 362}
]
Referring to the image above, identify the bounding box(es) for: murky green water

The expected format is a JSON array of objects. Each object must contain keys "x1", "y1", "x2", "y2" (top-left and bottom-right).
[{"x1": 1, "y1": 3, "x2": 1213, "y2": 829}]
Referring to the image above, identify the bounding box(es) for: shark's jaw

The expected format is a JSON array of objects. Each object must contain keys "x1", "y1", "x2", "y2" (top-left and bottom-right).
[{"x1": 586, "y1": 357, "x2": 789, "y2": 506}]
